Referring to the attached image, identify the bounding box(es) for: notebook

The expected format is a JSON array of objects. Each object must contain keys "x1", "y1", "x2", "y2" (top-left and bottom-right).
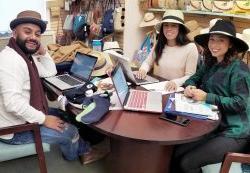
[
  {"x1": 107, "y1": 50, "x2": 159, "y2": 85},
  {"x1": 45, "y1": 52, "x2": 97, "y2": 90},
  {"x1": 111, "y1": 64, "x2": 162, "y2": 113}
]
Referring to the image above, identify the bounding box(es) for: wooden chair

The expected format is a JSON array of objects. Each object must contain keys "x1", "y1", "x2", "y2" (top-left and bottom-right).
[
  {"x1": 202, "y1": 152, "x2": 250, "y2": 173},
  {"x1": 0, "y1": 123, "x2": 49, "y2": 173},
  {"x1": 219, "y1": 152, "x2": 250, "y2": 173}
]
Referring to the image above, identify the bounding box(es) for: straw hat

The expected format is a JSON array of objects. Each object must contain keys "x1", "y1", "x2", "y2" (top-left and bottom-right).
[
  {"x1": 194, "y1": 20, "x2": 249, "y2": 53},
  {"x1": 88, "y1": 51, "x2": 113, "y2": 77},
  {"x1": 185, "y1": 20, "x2": 203, "y2": 41},
  {"x1": 10, "y1": 10, "x2": 47, "y2": 33},
  {"x1": 139, "y1": 12, "x2": 160, "y2": 28},
  {"x1": 155, "y1": 9, "x2": 189, "y2": 33}
]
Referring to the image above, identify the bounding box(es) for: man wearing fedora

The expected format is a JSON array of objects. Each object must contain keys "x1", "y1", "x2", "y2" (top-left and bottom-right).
[{"x1": 0, "y1": 10, "x2": 105, "y2": 164}]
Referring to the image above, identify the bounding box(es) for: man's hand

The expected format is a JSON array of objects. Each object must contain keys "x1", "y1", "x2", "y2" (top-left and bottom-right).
[
  {"x1": 135, "y1": 69, "x2": 147, "y2": 79},
  {"x1": 43, "y1": 115, "x2": 66, "y2": 132},
  {"x1": 165, "y1": 81, "x2": 177, "y2": 91},
  {"x1": 35, "y1": 44, "x2": 46, "y2": 56}
]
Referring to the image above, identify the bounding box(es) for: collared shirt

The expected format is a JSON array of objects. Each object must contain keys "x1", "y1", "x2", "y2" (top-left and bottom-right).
[
  {"x1": 0, "y1": 46, "x2": 57, "y2": 139},
  {"x1": 184, "y1": 59, "x2": 250, "y2": 138}
]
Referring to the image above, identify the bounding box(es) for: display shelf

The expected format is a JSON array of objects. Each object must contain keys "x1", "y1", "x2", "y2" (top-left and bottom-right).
[{"x1": 147, "y1": 8, "x2": 250, "y2": 19}]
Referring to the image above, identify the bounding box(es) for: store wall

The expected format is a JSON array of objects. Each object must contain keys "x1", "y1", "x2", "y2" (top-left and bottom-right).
[{"x1": 123, "y1": 0, "x2": 145, "y2": 59}]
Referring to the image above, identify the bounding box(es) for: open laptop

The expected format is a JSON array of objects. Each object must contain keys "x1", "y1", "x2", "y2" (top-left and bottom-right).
[
  {"x1": 111, "y1": 64, "x2": 162, "y2": 113},
  {"x1": 45, "y1": 52, "x2": 97, "y2": 90},
  {"x1": 107, "y1": 50, "x2": 159, "y2": 85}
]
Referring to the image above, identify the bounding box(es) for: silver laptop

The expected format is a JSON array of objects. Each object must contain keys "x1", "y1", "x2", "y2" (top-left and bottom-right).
[
  {"x1": 111, "y1": 64, "x2": 162, "y2": 113},
  {"x1": 45, "y1": 52, "x2": 97, "y2": 90},
  {"x1": 107, "y1": 50, "x2": 159, "y2": 85}
]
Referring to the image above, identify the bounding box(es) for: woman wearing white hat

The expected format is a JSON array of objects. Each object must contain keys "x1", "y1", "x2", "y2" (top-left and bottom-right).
[
  {"x1": 172, "y1": 20, "x2": 250, "y2": 173},
  {"x1": 136, "y1": 9, "x2": 199, "y2": 91}
]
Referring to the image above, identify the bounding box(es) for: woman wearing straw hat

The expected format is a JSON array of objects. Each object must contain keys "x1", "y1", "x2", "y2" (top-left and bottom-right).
[
  {"x1": 136, "y1": 9, "x2": 199, "y2": 91},
  {"x1": 171, "y1": 20, "x2": 250, "y2": 173}
]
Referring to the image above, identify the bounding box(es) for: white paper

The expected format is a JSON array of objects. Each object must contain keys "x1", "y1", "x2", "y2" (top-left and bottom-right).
[
  {"x1": 109, "y1": 91, "x2": 123, "y2": 110},
  {"x1": 141, "y1": 81, "x2": 184, "y2": 95},
  {"x1": 174, "y1": 93, "x2": 219, "y2": 120}
]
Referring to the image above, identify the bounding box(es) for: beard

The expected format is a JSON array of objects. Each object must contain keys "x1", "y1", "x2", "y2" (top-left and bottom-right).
[{"x1": 15, "y1": 36, "x2": 40, "y2": 55}]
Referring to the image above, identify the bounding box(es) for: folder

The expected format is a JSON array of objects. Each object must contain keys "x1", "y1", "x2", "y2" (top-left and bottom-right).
[{"x1": 164, "y1": 93, "x2": 219, "y2": 120}]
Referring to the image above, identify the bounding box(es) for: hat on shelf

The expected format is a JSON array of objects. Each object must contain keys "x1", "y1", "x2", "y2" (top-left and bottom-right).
[
  {"x1": 185, "y1": 20, "x2": 203, "y2": 41},
  {"x1": 88, "y1": 51, "x2": 113, "y2": 77},
  {"x1": 236, "y1": 28, "x2": 250, "y2": 52},
  {"x1": 194, "y1": 20, "x2": 249, "y2": 53},
  {"x1": 200, "y1": 18, "x2": 222, "y2": 34},
  {"x1": 154, "y1": 9, "x2": 189, "y2": 33},
  {"x1": 139, "y1": 12, "x2": 160, "y2": 28},
  {"x1": 10, "y1": 10, "x2": 47, "y2": 33}
]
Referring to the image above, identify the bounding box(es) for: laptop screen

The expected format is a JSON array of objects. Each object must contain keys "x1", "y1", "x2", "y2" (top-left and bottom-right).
[
  {"x1": 70, "y1": 53, "x2": 97, "y2": 80},
  {"x1": 112, "y1": 65, "x2": 129, "y2": 105}
]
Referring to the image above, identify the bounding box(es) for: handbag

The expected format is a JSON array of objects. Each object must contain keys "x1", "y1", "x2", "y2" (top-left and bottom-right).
[
  {"x1": 63, "y1": 14, "x2": 74, "y2": 30},
  {"x1": 102, "y1": 8, "x2": 115, "y2": 35},
  {"x1": 75, "y1": 92, "x2": 111, "y2": 124},
  {"x1": 132, "y1": 32, "x2": 156, "y2": 67}
]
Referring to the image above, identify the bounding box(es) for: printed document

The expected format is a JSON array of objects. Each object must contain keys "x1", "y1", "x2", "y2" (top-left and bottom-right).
[
  {"x1": 174, "y1": 93, "x2": 219, "y2": 120},
  {"x1": 141, "y1": 81, "x2": 184, "y2": 95}
]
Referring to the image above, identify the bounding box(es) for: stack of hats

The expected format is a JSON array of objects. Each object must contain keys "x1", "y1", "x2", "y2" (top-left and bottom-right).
[
  {"x1": 139, "y1": 12, "x2": 160, "y2": 28},
  {"x1": 185, "y1": 20, "x2": 203, "y2": 41}
]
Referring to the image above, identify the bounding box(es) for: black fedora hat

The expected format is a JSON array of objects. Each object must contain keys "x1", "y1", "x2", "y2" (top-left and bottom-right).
[
  {"x1": 10, "y1": 10, "x2": 47, "y2": 33},
  {"x1": 194, "y1": 20, "x2": 249, "y2": 53}
]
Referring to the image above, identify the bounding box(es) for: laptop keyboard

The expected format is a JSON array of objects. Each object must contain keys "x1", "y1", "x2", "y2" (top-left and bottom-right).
[
  {"x1": 127, "y1": 90, "x2": 148, "y2": 109},
  {"x1": 56, "y1": 75, "x2": 82, "y2": 86}
]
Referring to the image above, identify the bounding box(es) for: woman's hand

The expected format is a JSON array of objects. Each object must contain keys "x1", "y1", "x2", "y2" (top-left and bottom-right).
[
  {"x1": 135, "y1": 69, "x2": 147, "y2": 79},
  {"x1": 184, "y1": 85, "x2": 196, "y2": 98},
  {"x1": 105, "y1": 65, "x2": 114, "y2": 76},
  {"x1": 190, "y1": 89, "x2": 207, "y2": 101},
  {"x1": 165, "y1": 81, "x2": 177, "y2": 91}
]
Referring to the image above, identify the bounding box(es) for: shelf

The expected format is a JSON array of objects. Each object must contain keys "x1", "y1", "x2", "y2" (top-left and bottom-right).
[{"x1": 147, "y1": 8, "x2": 250, "y2": 20}]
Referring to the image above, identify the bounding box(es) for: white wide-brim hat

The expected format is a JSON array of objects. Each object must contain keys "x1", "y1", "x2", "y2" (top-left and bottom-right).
[
  {"x1": 139, "y1": 12, "x2": 160, "y2": 28},
  {"x1": 154, "y1": 9, "x2": 189, "y2": 33}
]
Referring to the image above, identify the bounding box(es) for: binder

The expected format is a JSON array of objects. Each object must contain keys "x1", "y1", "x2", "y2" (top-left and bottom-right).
[{"x1": 164, "y1": 93, "x2": 219, "y2": 120}]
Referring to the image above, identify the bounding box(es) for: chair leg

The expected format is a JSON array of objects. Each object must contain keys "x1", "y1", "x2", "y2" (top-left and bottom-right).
[{"x1": 33, "y1": 126, "x2": 47, "y2": 173}]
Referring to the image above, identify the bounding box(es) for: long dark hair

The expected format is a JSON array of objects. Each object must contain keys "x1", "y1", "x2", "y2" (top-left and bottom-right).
[
  {"x1": 203, "y1": 37, "x2": 245, "y2": 67},
  {"x1": 155, "y1": 24, "x2": 190, "y2": 65}
]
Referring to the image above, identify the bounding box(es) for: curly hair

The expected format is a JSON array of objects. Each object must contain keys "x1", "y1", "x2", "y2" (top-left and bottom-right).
[
  {"x1": 203, "y1": 37, "x2": 245, "y2": 67},
  {"x1": 155, "y1": 24, "x2": 190, "y2": 65}
]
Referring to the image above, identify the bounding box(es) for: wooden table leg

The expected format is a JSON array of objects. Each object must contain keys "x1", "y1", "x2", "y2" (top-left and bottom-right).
[{"x1": 105, "y1": 138, "x2": 173, "y2": 173}]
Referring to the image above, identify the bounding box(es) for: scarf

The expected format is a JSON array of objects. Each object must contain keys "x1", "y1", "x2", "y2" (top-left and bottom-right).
[{"x1": 7, "y1": 37, "x2": 48, "y2": 115}]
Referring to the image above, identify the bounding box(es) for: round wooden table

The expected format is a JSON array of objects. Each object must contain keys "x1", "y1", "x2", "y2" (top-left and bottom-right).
[
  {"x1": 44, "y1": 81, "x2": 220, "y2": 173},
  {"x1": 89, "y1": 97, "x2": 220, "y2": 173}
]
